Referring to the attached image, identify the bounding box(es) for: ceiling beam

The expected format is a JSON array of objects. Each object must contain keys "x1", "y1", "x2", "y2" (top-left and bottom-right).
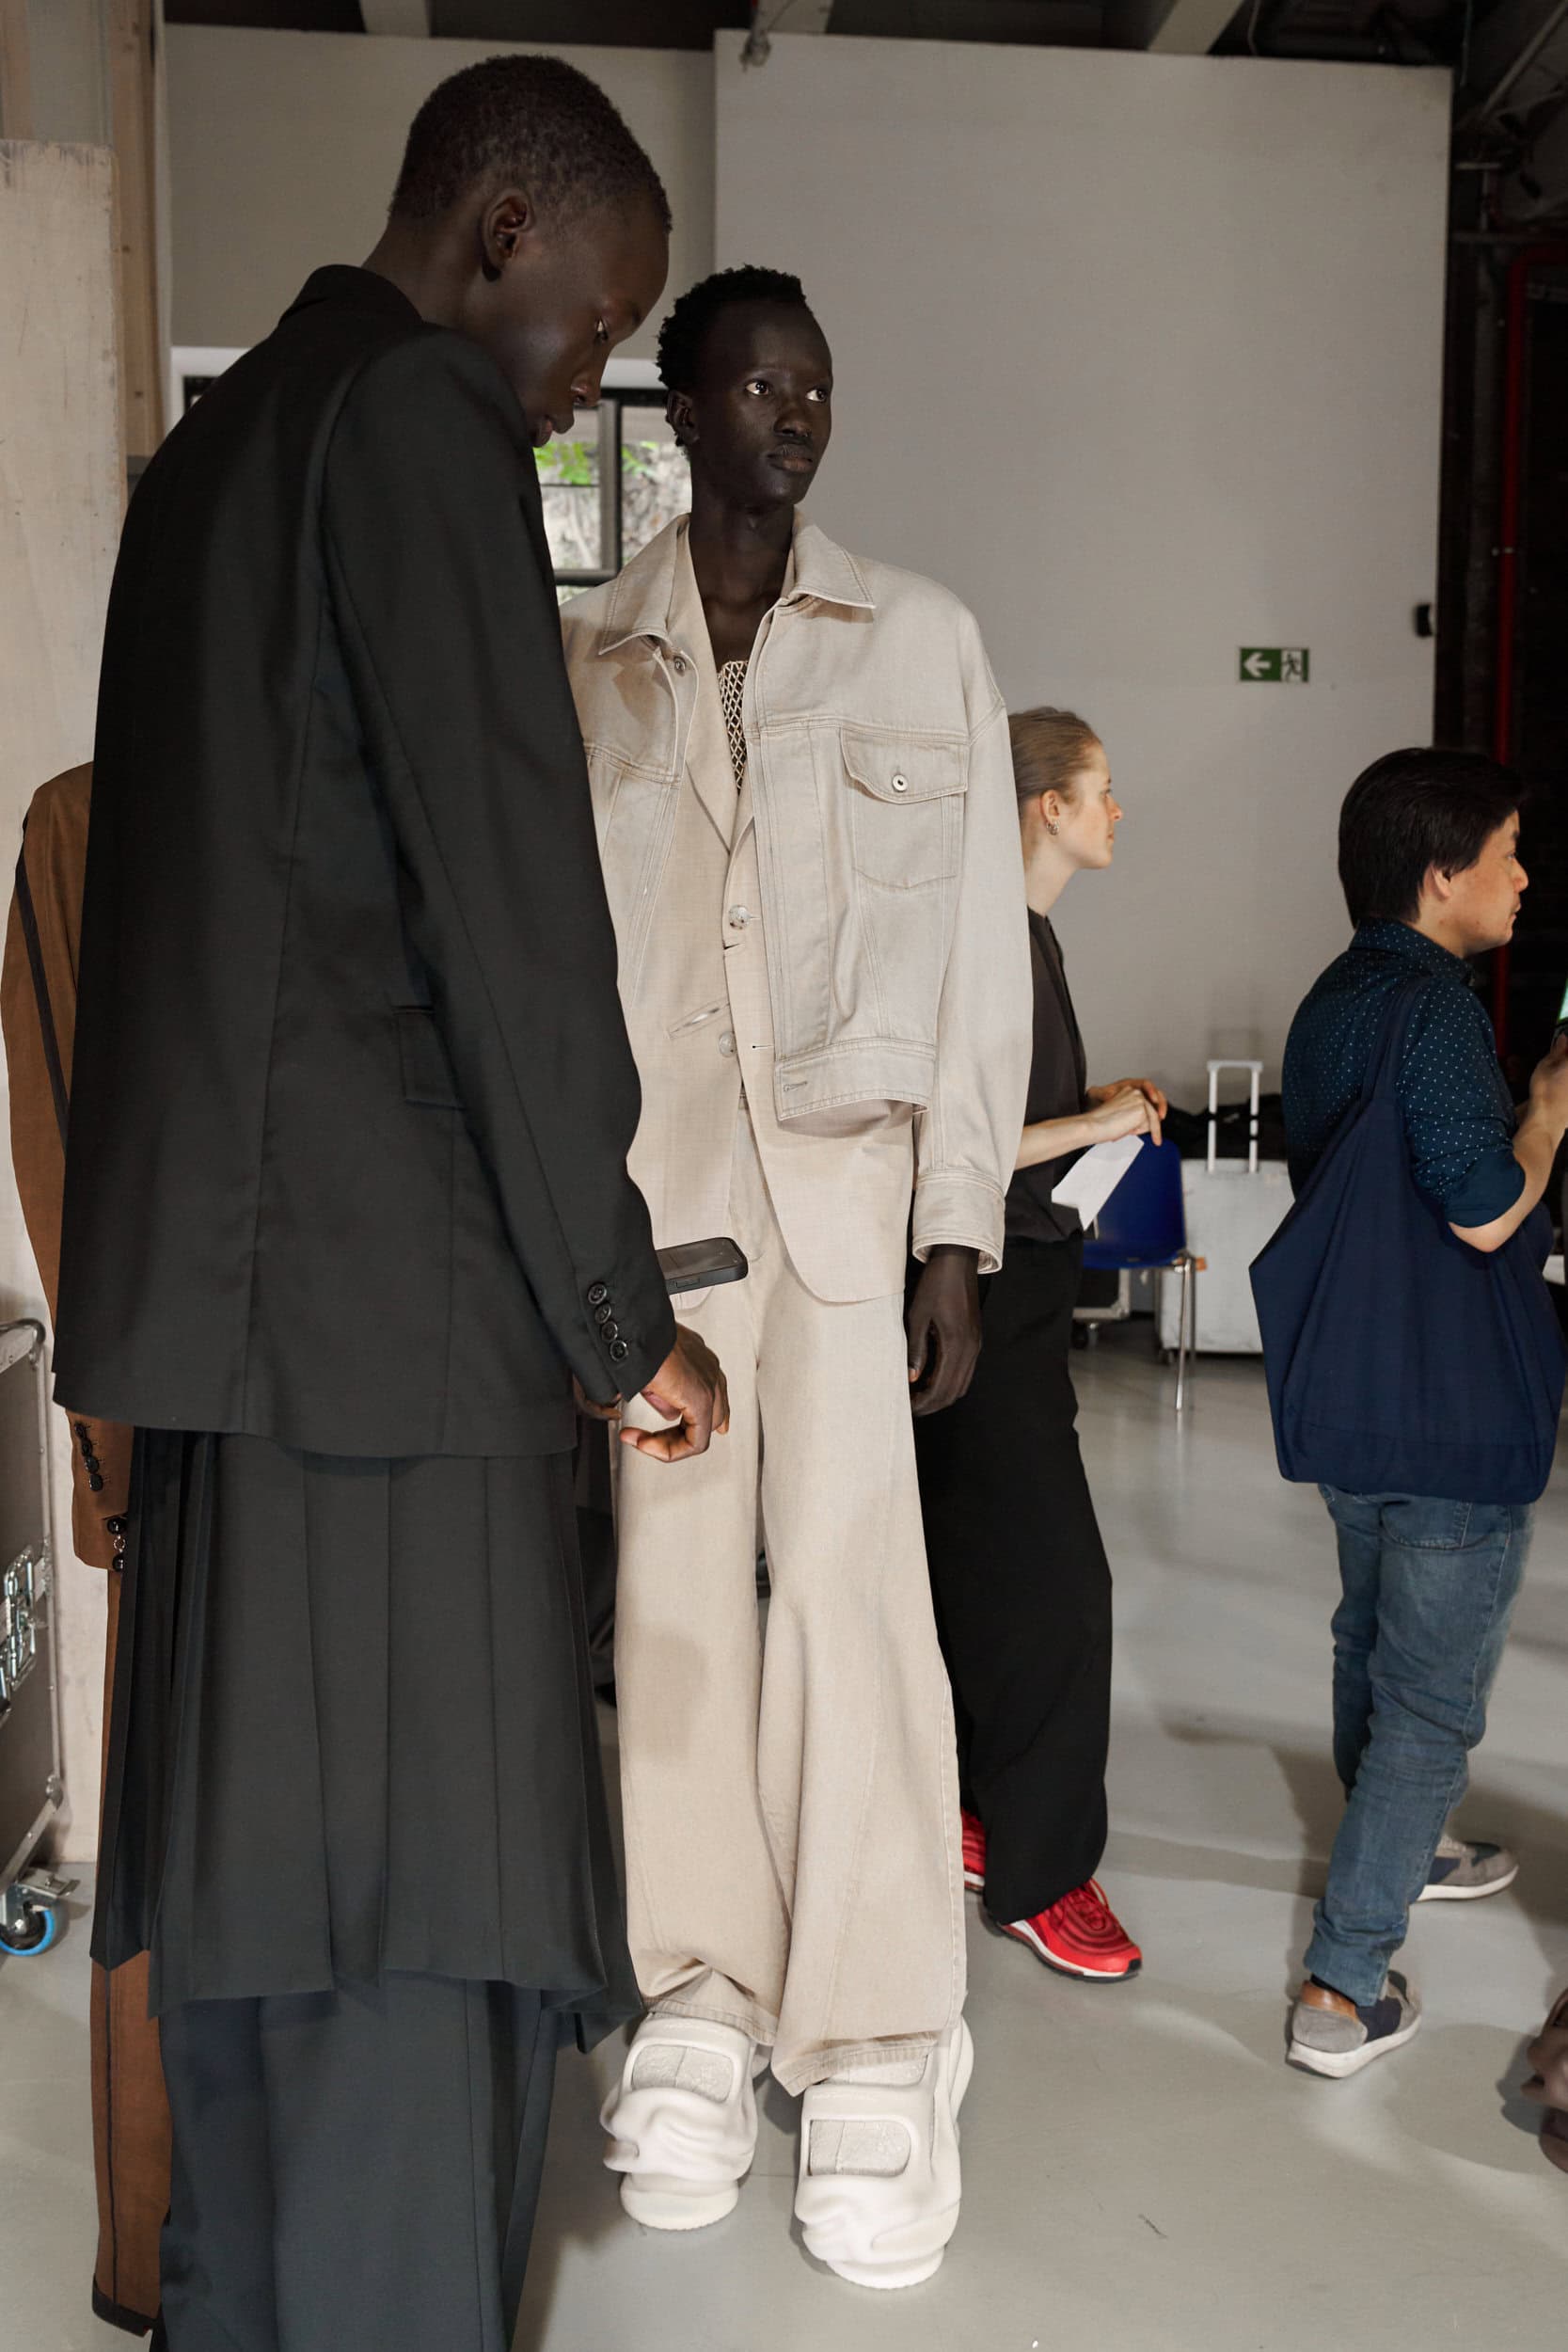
[
  {"x1": 1462, "y1": 0, "x2": 1568, "y2": 132},
  {"x1": 1463, "y1": 0, "x2": 1568, "y2": 102},
  {"x1": 1105, "y1": 0, "x2": 1238, "y2": 53},
  {"x1": 360, "y1": 1, "x2": 434, "y2": 32},
  {"x1": 1146, "y1": 0, "x2": 1243, "y2": 52}
]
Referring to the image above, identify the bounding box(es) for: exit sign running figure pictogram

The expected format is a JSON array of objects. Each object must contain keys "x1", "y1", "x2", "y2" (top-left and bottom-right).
[{"x1": 1239, "y1": 647, "x2": 1309, "y2": 683}]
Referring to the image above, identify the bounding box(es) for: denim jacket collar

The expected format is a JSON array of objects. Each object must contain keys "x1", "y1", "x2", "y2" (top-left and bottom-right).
[{"x1": 594, "y1": 514, "x2": 877, "y2": 658}]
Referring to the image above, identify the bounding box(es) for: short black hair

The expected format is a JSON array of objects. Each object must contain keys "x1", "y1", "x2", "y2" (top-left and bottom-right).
[
  {"x1": 657, "y1": 265, "x2": 812, "y2": 394},
  {"x1": 1338, "y1": 748, "x2": 1522, "y2": 928},
  {"x1": 389, "y1": 56, "x2": 670, "y2": 231}
]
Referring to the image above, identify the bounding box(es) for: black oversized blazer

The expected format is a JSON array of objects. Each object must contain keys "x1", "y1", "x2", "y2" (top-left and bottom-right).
[{"x1": 55, "y1": 267, "x2": 673, "y2": 1456}]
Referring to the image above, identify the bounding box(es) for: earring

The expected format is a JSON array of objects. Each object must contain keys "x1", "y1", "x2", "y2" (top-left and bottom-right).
[{"x1": 1046, "y1": 818, "x2": 1059, "y2": 835}]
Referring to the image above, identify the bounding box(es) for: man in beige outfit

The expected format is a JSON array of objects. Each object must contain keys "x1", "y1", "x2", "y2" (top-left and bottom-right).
[{"x1": 562, "y1": 267, "x2": 1030, "y2": 2289}]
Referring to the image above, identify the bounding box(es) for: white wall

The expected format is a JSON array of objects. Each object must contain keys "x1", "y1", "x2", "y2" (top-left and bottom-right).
[
  {"x1": 164, "y1": 25, "x2": 714, "y2": 361},
  {"x1": 717, "y1": 35, "x2": 1450, "y2": 1099},
  {"x1": 0, "y1": 139, "x2": 124, "y2": 1851}
]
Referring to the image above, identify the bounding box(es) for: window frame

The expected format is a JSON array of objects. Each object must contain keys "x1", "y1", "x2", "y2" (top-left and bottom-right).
[
  {"x1": 167, "y1": 348, "x2": 679, "y2": 594},
  {"x1": 546, "y1": 380, "x2": 683, "y2": 593}
]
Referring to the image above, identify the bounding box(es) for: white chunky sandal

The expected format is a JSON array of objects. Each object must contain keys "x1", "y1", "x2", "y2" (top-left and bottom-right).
[
  {"x1": 794, "y1": 2019, "x2": 974, "y2": 2290},
  {"x1": 601, "y1": 2014, "x2": 764, "y2": 2231}
]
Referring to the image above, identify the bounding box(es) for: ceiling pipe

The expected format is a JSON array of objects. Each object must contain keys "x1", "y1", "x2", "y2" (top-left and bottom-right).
[{"x1": 1461, "y1": 0, "x2": 1568, "y2": 135}]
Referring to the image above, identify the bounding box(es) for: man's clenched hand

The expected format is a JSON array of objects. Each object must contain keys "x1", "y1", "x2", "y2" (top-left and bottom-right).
[{"x1": 620, "y1": 1326, "x2": 731, "y2": 1462}]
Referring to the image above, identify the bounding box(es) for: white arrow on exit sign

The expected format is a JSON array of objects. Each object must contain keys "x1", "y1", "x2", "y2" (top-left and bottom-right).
[{"x1": 1239, "y1": 647, "x2": 1310, "y2": 683}]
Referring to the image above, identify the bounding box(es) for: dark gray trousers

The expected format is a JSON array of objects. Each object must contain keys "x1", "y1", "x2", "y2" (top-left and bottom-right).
[{"x1": 158, "y1": 1976, "x2": 558, "y2": 2352}]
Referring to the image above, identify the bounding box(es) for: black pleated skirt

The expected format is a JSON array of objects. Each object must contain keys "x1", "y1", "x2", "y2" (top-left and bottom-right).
[{"x1": 93, "y1": 1430, "x2": 639, "y2": 2046}]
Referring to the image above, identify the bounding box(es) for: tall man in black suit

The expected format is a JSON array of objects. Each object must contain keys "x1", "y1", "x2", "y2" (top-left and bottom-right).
[{"x1": 53, "y1": 57, "x2": 725, "y2": 2352}]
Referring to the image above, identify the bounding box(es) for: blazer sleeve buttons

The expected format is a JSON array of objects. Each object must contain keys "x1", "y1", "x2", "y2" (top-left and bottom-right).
[{"x1": 589, "y1": 1282, "x2": 631, "y2": 1365}]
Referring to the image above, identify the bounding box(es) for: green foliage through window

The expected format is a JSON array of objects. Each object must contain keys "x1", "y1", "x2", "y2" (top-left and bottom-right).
[
  {"x1": 534, "y1": 438, "x2": 669, "y2": 486},
  {"x1": 535, "y1": 439, "x2": 596, "y2": 488}
]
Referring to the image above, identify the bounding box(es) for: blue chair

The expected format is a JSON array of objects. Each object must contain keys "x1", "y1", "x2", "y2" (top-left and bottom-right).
[{"x1": 1080, "y1": 1139, "x2": 1202, "y2": 1409}]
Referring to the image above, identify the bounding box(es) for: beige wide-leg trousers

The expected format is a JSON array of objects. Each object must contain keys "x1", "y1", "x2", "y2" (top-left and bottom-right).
[{"x1": 615, "y1": 1113, "x2": 966, "y2": 2096}]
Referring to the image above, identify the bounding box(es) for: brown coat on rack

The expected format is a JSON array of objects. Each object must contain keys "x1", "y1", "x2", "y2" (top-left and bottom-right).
[{"x1": 2, "y1": 760, "x2": 167, "y2": 2338}]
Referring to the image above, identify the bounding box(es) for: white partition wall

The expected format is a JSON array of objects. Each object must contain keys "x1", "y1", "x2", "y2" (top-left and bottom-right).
[
  {"x1": 0, "y1": 138, "x2": 124, "y2": 1849},
  {"x1": 165, "y1": 25, "x2": 714, "y2": 365},
  {"x1": 716, "y1": 36, "x2": 1451, "y2": 1098}
]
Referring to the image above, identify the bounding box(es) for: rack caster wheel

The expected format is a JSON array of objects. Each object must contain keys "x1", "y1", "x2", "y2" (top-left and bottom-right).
[
  {"x1": 0, "y1": 1869, "x2": 72, "y2": 1957},
  {"x1": 0, "y1": 1901, "x2": 61, "y2": 1956}
]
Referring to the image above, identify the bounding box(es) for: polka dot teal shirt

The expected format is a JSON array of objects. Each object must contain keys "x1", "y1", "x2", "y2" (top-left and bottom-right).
[{"x1": 1283, "y1": 919, "x2": 1524, "y2": 1225}]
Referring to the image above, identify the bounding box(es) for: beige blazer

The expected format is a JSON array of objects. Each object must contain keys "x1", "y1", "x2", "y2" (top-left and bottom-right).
[{"x1": 562, "y1": 518, "x2": 1031, "y2": 1298}]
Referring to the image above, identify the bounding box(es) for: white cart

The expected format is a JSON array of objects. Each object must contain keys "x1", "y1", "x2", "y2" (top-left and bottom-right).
[{"x1": 1156, "y1": 1061, "x2": 1291, "y2": 1358}]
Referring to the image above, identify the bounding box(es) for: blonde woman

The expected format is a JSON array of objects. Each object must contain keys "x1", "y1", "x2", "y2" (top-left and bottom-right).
[{"x1": 914, "y1": 707, "x2": 1163, "y2": 1983}]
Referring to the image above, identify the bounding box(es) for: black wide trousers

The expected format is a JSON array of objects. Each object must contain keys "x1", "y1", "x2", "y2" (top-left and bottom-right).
[
  {"x1": 912, "y1": 1234, "x2": 1114, "y2": 1923},
  {"x1": 159, "y1": 1978, "x2": 557, "y2": 2352}
]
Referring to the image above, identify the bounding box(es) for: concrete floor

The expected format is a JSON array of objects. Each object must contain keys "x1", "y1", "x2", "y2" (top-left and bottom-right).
[{"x1": 4, "y1": 1336, "x2": 1565, "y2": 2351}]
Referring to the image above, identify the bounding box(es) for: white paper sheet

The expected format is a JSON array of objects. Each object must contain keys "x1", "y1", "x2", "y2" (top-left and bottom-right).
[{"x1": 1050, "y1": 1134, "x2": 1145, "y2": 1225}]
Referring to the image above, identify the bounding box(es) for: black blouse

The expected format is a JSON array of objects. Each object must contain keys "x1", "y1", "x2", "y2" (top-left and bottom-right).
[{"x1": 1006, "y1": 911, "x2": 1089, "y2": 1247}]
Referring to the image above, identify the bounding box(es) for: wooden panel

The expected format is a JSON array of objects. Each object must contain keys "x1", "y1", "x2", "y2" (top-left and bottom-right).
[
  {"x1": 0, "y1": 0, "x2": 33, "y2": 138},
  {"x1": 0, "y1": 138, "x2": 124, "y2": 1847},
  {"x1": 108, "y1": 2, "x2": 165, "y2": 460}
]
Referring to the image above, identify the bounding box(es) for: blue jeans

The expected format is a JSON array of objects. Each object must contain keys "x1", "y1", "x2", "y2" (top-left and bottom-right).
[{"x1": 1303, "y1": 1487, "x2": 1531, "y2": 2008}]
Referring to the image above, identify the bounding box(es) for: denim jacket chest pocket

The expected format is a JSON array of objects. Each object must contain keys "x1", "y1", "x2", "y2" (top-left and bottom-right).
[
  {"x1": 807, "y1": 723, "x2": 971, "y2": 1050},
  {"x1": 839, "y1": 724, "x2": 969, "y2": 891}
]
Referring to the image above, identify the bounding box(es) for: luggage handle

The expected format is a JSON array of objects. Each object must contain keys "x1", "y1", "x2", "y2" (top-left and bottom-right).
[{"x1": 1206, "y1": 1058, "x2": 1265, "y2": 1175}]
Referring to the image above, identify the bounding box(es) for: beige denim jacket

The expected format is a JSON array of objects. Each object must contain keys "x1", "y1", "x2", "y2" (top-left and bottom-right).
[{"x1": 561, "y1": 516, "x2": 1032, "y2": 1273}]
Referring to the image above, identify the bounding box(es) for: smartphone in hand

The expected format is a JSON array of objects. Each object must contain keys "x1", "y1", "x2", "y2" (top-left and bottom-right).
[{"x1": 656, "y1": 1237, "x2": 749, "y2": 1297}]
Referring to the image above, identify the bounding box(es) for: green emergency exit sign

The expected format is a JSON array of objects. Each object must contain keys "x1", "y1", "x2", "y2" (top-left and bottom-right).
[{"x1": 1240, "y1": 647, "x2": 1309, "y2": 683}]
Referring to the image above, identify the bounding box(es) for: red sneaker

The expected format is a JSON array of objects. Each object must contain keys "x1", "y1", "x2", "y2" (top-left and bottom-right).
[
  {"x1": 961, "y1": 1810, "x2": 987, "y2": 1895},
  {"x1": 999, "y1": 1881, "x2": 1142, "y2": 1982}
]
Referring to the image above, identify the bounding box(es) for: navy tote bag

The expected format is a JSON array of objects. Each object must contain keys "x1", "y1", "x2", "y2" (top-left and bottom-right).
[{"x1": 1251, "y1": 977, "x2": 1565, "y2": 1505}]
